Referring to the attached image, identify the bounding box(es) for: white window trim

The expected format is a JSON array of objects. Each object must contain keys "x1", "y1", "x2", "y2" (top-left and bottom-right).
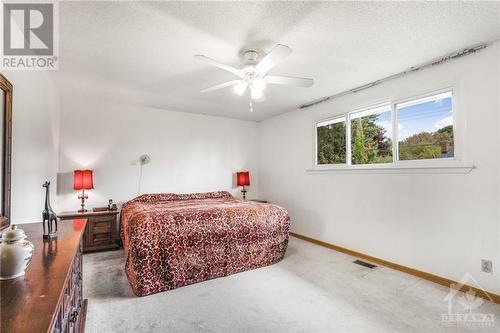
[
  {"x1": 347, "y1": 102, "x2": 392, "y2": 166},
  {"x1": 314, "y1": 115, "x2": 347, "y2": 166},
  {"x1": 310, "y1": 87, "x2": 474, "y2": 174}
]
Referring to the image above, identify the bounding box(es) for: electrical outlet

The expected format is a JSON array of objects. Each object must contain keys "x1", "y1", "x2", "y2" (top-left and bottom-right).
[{"x1": 481, "y1": 259, "x2": 493, "y2": 273}]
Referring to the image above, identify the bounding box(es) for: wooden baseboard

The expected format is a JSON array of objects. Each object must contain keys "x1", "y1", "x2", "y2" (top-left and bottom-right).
[{"x1": 290, "y1": 232, "x2": 500, "y2": 304}]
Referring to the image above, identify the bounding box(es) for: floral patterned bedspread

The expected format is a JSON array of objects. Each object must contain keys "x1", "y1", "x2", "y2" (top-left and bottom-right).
[{"x1": 121, "y1": 191, "x2": 290, "y2": 296}]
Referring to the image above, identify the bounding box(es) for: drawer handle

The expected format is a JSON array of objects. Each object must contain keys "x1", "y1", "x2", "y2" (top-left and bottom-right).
[{"x1": 70, "y1": 310, "x2": 79, "y2": 324}]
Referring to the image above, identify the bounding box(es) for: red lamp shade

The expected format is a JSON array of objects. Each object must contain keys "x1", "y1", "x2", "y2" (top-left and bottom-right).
[
  {"x1": 236, "y1": 171, "x2": 250, "y2": 187},
  {"x1": 73, "y1": 170, "x2": 94, "y2": 190}
]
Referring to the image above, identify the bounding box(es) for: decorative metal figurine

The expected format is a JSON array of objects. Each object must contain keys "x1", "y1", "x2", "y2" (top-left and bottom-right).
[{"x1": 42, "y1": 181, "x2": 58, "y2": 239}]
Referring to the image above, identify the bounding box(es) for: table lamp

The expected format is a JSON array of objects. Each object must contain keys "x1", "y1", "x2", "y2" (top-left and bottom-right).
[
  {"x1": 73, "y1": 169, "x2": 94, "y2": 212},
  {"x1": 236, "y1": 171, "x2": 250, "y2": 200}
]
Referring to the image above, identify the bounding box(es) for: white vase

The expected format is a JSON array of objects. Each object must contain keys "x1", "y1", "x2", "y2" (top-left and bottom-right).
[{"x1": 0, "y1": 225, "x2": 34, "y2": 280}]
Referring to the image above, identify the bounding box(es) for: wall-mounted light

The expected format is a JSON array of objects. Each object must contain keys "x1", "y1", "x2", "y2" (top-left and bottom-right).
[
  {"x1": 137, "y1": 154, "x2": 151, "y2": 196},
  {"x1": 140, "y1": 154, "x2": 151, "y2": 165}
]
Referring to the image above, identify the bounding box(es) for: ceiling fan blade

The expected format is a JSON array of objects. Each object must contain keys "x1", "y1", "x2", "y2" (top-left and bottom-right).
[
  {"x1": 255, "y1": 44, "x2": 292, "y2": 74},
  {"x1": 201, "y1": 80, "x2": 241, "y2": 93},
  {"x1": 194, "y1": 55, "x2": 241, "y2": 77},
  {"x1": 265, "y1": 75, "x2": 314, "y2": 87}
]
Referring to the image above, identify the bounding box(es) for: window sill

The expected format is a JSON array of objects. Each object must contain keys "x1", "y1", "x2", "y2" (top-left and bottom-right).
[{"x1": 306, "y1": 163, "x2": 475, "y2": 174}]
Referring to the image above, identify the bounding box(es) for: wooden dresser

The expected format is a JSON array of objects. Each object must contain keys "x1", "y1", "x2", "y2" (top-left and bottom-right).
[
  {"x1": 59, "y1": 210, "x2": 119, "y2": 253},
  {"x1": 0, "y1": 220, "x2": 87, "y2": 333}
]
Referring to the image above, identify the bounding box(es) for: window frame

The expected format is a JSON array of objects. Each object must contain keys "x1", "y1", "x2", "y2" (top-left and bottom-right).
[
  {"x1": 348, "y1": 103, "x2": 394, "y2": 166},
  {"x1": 312, "y1": 87, "x2": 468, "y2": 172},
  {"x1": 315, "y1": 115, "x2": 347, "y2": 166},
  {"x1": 393, "y1": 89, "x2": 457, "y2": 165}
]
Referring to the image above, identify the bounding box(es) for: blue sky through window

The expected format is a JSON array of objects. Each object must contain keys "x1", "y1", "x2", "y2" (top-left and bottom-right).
[
  {"x1": 352, "y1": 108, "x2": 392, "y2": 139},
  {"x1": 397, "y1": 96, "x2": 452, "y2": 140},
  {"x1": 374, "y1": 111, "x2": 392, "y2": 138}
]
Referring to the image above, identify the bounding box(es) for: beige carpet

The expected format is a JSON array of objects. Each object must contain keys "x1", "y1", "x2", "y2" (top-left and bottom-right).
[{"x1": 83, "y1": 237, "x2": 500, "y2": 333}]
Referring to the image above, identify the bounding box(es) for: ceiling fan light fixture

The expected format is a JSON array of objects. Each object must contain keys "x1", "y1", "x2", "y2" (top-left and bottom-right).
[
  {"x1": 233, "y1": 81, "x2": 247, "y2": 96},
  {"x1": 251, "y1": 78, "x2": 266, "y2": 93},
  {"x1": 251, "y1": 88, "x2": 264, "y2": 100}
]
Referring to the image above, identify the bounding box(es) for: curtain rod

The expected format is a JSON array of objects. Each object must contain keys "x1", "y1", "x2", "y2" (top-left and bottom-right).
[{"x1": 300, "y1": 42, "x2": 491, "y2": 110}]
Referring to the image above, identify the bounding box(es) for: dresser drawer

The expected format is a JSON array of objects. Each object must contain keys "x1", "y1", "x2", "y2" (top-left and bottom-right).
[
  {"x1": 89, "y1": 215, "x2": 115, "y2": 223},
  {"x1": 92, "y1": 232, "x2": 113, "y2": 246},
  {"x1": 92, "y1": 220, "x2": 112, "y2": 234},
  {"x1": 50, "y1": 237, "x2": 85, "y2": 333}
]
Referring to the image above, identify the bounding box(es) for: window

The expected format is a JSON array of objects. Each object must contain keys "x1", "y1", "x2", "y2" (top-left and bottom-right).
[
  {"x1": 317, "y1": 117, "x2": 346, "y2": 164},
  {"x1": 315, "y1": 90, "x2": 455, "y2": 167},
  {"x1": 350, "y1": 105, "x2": 393, "y2": 165},
  {"x1": 397, "y1": 92, "x2": 454, "y2": 161}
]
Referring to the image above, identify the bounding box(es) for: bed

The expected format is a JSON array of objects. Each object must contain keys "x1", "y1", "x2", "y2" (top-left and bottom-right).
[{"x1": 120, "y1": 191, "x2": 290, "y2": 296}]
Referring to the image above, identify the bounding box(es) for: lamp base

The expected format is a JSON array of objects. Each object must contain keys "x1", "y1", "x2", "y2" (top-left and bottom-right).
[
  {"x1": 78, "y1": 189, "x2": 88, "y2": 213},
  {"x1": 241, "y1": 188, "x2": 247, "y2": 201}
]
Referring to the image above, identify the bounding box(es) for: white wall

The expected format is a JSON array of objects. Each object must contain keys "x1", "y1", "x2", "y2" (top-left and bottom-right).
[
  {"x1": 4, "y1": 40, "x2": 498, "y2": 297},
  {"x1": 258, "y1": 43, "x2": 500, "y2": 294},
  {"x1": 2, "y1": 71, "x2": 60, "y2": 223},
  {"x1": 57, "y1": 93, "x2": 259, "y2": 212}
]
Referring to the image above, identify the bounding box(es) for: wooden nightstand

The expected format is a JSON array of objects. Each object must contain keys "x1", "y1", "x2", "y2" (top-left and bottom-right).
[{"x1": 58, "y1": 210, "x2": 120, "y2": 253}]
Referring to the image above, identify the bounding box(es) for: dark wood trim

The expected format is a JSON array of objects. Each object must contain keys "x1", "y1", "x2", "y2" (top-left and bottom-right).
[
  {"x1": 290, "y1": 232, "x2": 500, "y2": 304},
  {"x1": 79, "y1": 299, "x2": 88, "y2": 333},
  {"x1": 58, "y1": 210, "x2": 119, "y2": 219},
  {"x1": 250, "y1": 199, "x2": 268, "y2": 203},
  {"x1": 0, "y1": 74, "x2": 12, "y2": 231},
  {"x1": 82, "y1": 242, "x2": 120, "y2": 253}
]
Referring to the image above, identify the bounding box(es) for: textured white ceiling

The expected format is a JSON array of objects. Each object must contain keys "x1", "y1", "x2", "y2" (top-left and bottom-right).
[{"x1": 53, "y1": 1, "x2": 500, "y2": 121}]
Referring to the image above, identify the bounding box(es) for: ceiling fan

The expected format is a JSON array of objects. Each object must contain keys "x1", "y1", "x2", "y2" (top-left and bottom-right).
[{"x1": 195, "y1": 44, "x2": 313, "y2": 106}]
